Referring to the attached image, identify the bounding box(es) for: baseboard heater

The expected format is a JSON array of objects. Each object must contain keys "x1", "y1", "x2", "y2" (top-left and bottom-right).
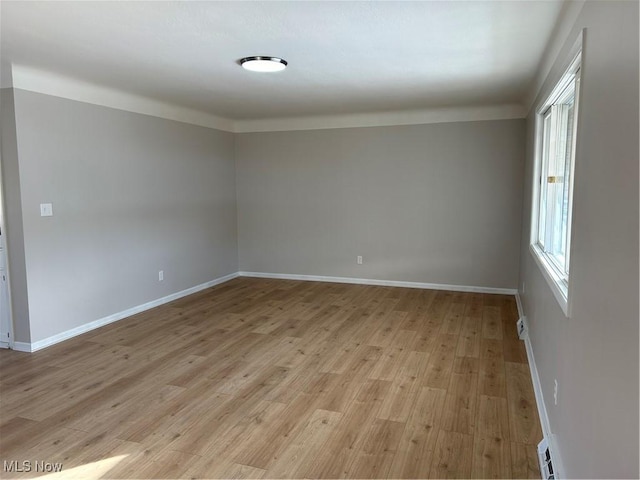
[{"x1": 538, "y1": 438, "x2": 556, "y2": 479}]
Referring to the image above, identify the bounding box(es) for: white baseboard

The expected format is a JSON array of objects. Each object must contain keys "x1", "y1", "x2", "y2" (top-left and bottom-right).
[
  {"x1": 515, "y1": 292, "x2": 524, "y2": 320},
  {"x1": 519, "y1": 294, "x2": 564, "y2": 479},
  {"x1": 12, "y1": 341, "x2": 31, "y2": 352},
  {"x1": 238, "y1": 271, "x2": 517, "y2": 295},
  {"x1": 12, "y1": 271, "x2": 516, "y2": 353},
  {"x1": 17, "y1": 272, "x2": 239, "y2": 353}
]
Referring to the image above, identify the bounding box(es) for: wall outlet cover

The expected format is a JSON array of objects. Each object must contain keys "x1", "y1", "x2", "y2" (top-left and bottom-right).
[
  {"x1": 517, "y1": 317, "x2": 528, "y2": 340},
  {"x1": 40, "y1": 203, "x2": 53, "y2": 217}
]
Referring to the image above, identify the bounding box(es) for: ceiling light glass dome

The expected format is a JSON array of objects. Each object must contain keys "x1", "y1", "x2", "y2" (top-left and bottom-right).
[{"x1": 240, "y1": 56, "x2": 288, "y2": 72}]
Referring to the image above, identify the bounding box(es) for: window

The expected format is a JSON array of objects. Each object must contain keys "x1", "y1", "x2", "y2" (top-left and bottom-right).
[{"x1": 531, "y1": 51, "x2": 581, "y2": 315}]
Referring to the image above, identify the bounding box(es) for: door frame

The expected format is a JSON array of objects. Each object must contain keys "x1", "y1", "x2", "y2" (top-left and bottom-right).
[{"x1": 0, "y1": 137, "x2": 15, "y2": 350}]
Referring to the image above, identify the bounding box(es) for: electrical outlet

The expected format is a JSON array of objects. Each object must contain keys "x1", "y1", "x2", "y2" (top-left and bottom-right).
[
  {"x1": 553, "y1": 379, "x2": 558, "y2": 405},
  {"x1": 40, "y1": 203, "x2": 53, "y2": 217},
  {"x1": 517, "y1": 317, "x2": 527, "y2": 340},
  {"x1": 357, "y1": 256, "x2": 363, "y2": 265},
  {"x1": 159, "y1": 270, "x2": 164, "y2": 282}
]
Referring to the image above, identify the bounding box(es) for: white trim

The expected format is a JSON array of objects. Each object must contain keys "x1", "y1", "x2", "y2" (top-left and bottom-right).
[
  {"x1": 514, "y1": 292, "x2": 528, "y2": 339},
  {"x1": 518, "y1": 293, "x2": 564, "y2": 477},
  {"x1": 515, "y1": 291, "x2": 525, "y2": 320},
  {"x1": 498, "y1": 292, "x2": 564, "y2": 476},
  {"x1": 9, "y1": 64, "x2": 526, "y2": 133},
  {"x1": 12, "y1": 271, "x2": 517, "y2": 353},
  {"x1": 528, "y1": 40, "x2": 582, "y2": 320},
  {"x1": 0, "y1": 88, "x2": 16, "y2": 350},
  {"x1": 524, "y1": 0, "x2": 586, "y2": 114},
  {"x1": 529, "y1": 245, "x2": 570, "y2": 317},
  {"x1": 233, "y1": 104, "x2": 526, "y2": 133},
  {"x1": 12, "y1": 341, "x2": 31, "y2": 353},
  {"x1": 524, "y1": 330, "x2": 565, "y2": 479},
  {"x1": 10, "y1": 65, "x2": 235, "y2": 132},
  {"x1": 535, "y1": 50, "x2": 582, "y2": 117},
  {"x1": 238, "y1": 271, "x2": 517, "y2": 295},
  {"x1": 15, "y1": 272, "x2": 239, "y2": 353}
]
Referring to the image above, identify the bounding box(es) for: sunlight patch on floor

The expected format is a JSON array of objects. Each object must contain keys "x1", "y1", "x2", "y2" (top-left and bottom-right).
[{"x1": 29, "y1": 454, "x2": 128, "y2": 480}]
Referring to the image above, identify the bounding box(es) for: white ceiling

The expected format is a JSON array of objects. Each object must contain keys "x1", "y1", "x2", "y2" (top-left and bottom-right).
[{"x1": 1, "y1": 1, "x2": 566, "y2": 122}]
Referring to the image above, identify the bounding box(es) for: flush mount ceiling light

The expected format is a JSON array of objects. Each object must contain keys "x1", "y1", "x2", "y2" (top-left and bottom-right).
[{"x1": 240, "y1": 56, "x2": 288, "y2": 72}]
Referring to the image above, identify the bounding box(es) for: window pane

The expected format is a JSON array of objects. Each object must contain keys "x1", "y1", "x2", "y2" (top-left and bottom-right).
[
  {"x1": 531, "y1": 51, "x2": 580, "y2": 310},
  {"x1": 538, "y1": 112, "x2": 552, "y2": 247},
  {"x1": 561, "y1": 95, "x2": 575, "y2": 273},
  {"x1": 544, "y1": 82, "x2": 576, "y2": 275}
]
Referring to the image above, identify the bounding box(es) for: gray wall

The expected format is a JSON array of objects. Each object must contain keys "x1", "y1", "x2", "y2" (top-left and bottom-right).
[
  {"x1": 0, "y1": 88, "x2": 30, "y2": 342},
  {"x1": 236, "y1": 120, "x2": 525, "y2": 289},
  {"x1": 6, "y1": 89, "x2": 238, "y2": 344},
  {"x1": 518, "y1": 1, "x2": 639, "y2": 478}
]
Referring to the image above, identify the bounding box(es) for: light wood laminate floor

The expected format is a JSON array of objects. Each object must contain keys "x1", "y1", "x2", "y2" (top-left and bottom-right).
[{"x1": 0, "y1": 278, "x2": 542, "y2": 479}]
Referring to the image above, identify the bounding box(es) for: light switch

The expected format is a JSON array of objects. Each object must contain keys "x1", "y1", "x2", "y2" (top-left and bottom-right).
[{"x1": 40, "y1": 203, "x2": 53, "y2": 217}]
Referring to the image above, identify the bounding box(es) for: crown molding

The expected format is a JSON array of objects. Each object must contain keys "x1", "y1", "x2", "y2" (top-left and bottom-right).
[
  {"x1": 233, "y1": 104, "x2": 526, "y2": 133},
  {"x1": 9, "y1": 64, "x2": 526, "y2": 133},
  {"x1": 10, "y1": 64, "x2": 235, "y2": 132}
]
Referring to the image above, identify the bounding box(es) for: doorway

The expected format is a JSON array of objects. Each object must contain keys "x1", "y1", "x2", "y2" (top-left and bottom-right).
[{"x1": 0, "y1": 147, "x2": 13, "y2": 349}]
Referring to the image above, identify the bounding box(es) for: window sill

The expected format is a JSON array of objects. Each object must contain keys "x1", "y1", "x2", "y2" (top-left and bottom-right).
[{"x1": 529, "y1": 244, "x2": 571, "y2": 317}]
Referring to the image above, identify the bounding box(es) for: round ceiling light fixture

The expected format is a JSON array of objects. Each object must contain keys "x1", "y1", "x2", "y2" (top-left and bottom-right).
[{"x1": 240, "y1": 56, "x2": 288, "y2": 72}]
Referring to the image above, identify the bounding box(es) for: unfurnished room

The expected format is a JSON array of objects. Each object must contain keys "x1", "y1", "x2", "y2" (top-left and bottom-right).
[{"x1": 0, "y1": 1, "x2": 638, "y2": 479}]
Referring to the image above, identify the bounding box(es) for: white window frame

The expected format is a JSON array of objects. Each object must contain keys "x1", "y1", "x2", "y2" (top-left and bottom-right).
[{"x1": 530, "y1": 48, "x2": 582, "y2": 317}]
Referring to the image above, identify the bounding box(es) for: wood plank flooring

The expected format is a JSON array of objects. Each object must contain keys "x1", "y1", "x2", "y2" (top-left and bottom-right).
[{"x1": 0, "y1": 278, "x2": 542, "y2": 479}]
